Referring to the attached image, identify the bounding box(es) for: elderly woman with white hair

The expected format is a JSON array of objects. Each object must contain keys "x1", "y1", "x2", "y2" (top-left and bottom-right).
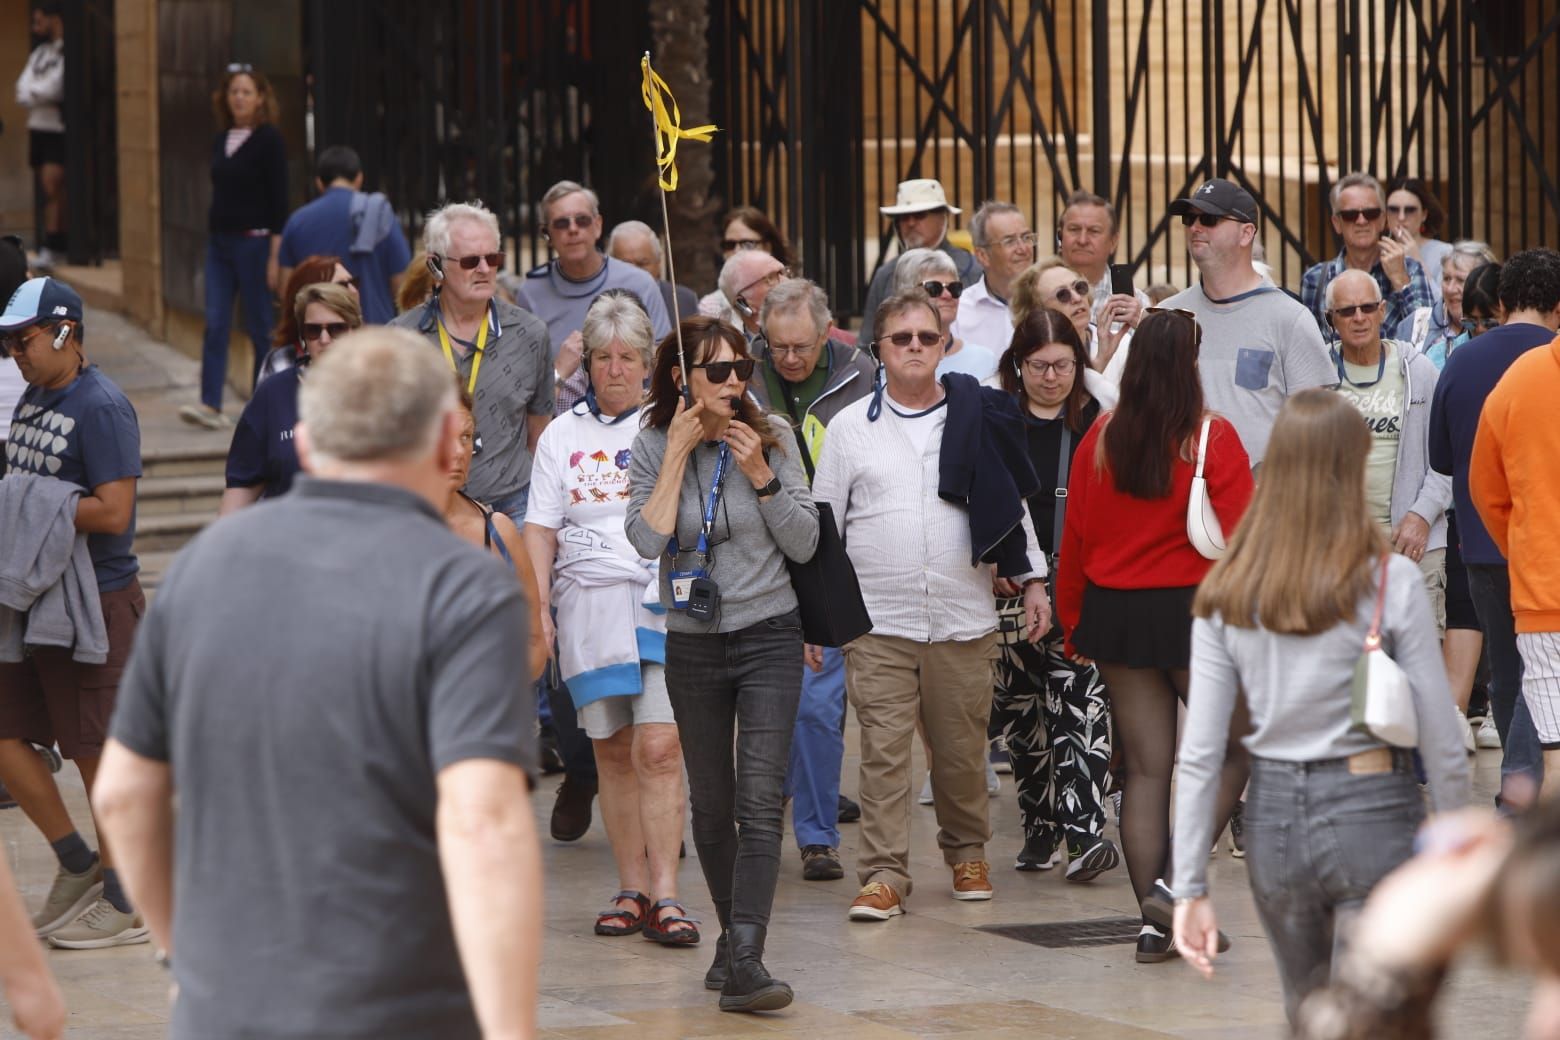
[
  {"x1": 891, "y1": 248, "x2": 999, "y2": 380},
  {"x1": 522, "y1": 291, "x2": 692, "y2": 945}
]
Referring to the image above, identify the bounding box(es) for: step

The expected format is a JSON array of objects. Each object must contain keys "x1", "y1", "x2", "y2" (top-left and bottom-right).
[
  {"x1": 141, "y1": 445, "x2": 228, "y2": 480},
  {"x1": 133, "y1": 512, "x2": 210, "y2": 554},
  {"x1": 137, "y1": 473, "x2": 225, "y2": 517}
]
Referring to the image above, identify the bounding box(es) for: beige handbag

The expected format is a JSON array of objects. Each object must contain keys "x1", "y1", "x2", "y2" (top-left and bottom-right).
[
  {"x1": 1349, "y1": 555, "x2": 1419, "y2": 748},
  {"x1": 1186, "y1": 418, "x2": 1226, "y2": 560}
]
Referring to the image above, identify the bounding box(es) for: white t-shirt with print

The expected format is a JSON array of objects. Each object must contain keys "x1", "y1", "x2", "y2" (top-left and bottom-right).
[{"x1": 527, "y1": 403, "x2": 645, "y2": 566}]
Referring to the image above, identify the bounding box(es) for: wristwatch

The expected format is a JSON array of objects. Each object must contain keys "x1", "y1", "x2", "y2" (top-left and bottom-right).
[{"x1": 755, "y1": 475, "x2": 782, "y2": 499}]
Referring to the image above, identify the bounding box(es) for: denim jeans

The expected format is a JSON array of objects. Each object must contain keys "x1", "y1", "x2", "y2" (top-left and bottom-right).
[
  {"x1": 665, "y1": 610, "x2": 803, "y2": 928},
  {"x1": 783, "y1": 646, "x2": 845, "y2": 850},
  {"x1": 488, "y1": 485, "x2": 529, "y2": 527},
  {"x1": 1466, "y1": 563, "x2": 1544, "y2": 789},
  {"x1": 201, "y1": 232, "x2": 274, "y2": 409},
  {"x1": 1244, "y1": 753, "x2": 1423, "y2": 1024}
]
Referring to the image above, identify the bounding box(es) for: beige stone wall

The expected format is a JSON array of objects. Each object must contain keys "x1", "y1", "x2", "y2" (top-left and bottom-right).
[{"x1": 117, "y1": 0, "x2": 163, "y2": 335}]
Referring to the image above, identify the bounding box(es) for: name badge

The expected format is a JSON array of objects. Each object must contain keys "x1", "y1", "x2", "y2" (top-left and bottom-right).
[{"x1": 670, "y1": 568, "x2": 705, "y2": 609}]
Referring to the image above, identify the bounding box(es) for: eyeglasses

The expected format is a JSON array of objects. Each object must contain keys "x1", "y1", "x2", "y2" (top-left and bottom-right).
[
  {"x1": 446, "y1": 253, "x2": 505, "y2": 271},
  {"x1": 1386, "y1": 204, "x2": 1420, "y2": 216},
  {"x1": 1180, "y1": 212, "x2": 1237, "y2": 228},
  {"x1": 1337, "y1": 208, "x2": 1384, "y2": 224},
  {"x1": 225, "y1": 63, "x2": 254, "y2": 74},
  {"x1": 986, "y1": 231, "x2": 1037, "y2": 251},
  {"x1": 739, "y1": 268, "x2": 789, "y2": 297},
  {"x1": 921, "y1": 280, "x2": 964, "y2": 299},
  {"x1": 547, "y1": 213, "x2": 595, "y2": 234},
  {"x1": 766, "y1": 340, "x2": 819, "y2": 359},
  {"x1": 692, "y1": 358, "x2": 756, "y2": 383},
  {"x1": 0, "y1": 325, "x2": 50, "y2": 356},
  {"x1": 1463, "y1": 316, "x2": 1500, "y2": 332},
  {"x1": 1328, "y1": 301, "x2": 1383, "y2": 318},
  {"x1": 301, "y1": 322, "x2": 352, "y2": 341},
  {"x1": 1050, "y1": 279, "x2": 1092, "y2": 305},
  {"x1": 1021, "y1": 357, "x2": 1076, "y2": 377},
  {"x1": 721, "y1": 237, "x2": 768, "y2": 253},
  {"x1": 878, "y1": 330, "x2": 943, "y2": 348}
]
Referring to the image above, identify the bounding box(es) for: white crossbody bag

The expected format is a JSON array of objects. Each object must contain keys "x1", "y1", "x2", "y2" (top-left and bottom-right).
[
  {"x1": 1186, "y1": 418, "x2": 1226, "y2": 560},
  {"x1": 1350, "y1": 554, "x2": 1419, "y2": 747}
]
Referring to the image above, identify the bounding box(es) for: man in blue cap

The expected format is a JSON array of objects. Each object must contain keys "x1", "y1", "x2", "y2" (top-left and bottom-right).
[{"x1": 0, "y1": 276, "x2": 148, "y2": 949}]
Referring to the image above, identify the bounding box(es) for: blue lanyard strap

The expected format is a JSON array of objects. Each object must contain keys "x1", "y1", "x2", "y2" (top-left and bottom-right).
[{"x1": 666, "y1": 442, "x2": 731, "y2": 558}]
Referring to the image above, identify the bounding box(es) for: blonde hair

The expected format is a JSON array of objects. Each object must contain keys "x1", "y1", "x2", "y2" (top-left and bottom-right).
[
  {"x1": 292, "y1": 282, "x2": 362, "y2": 332},
  {"x1": 1194, "y1": 390, "x2": 1389, "y2": 634},
  {"x1": 1009, "y1": 256, "x2": 1076, "y2": 327}
]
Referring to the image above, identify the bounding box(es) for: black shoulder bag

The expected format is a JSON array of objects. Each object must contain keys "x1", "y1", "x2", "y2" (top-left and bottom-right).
[{"x1": 786, "y1": 500, "x2": 873, "y2": 647}]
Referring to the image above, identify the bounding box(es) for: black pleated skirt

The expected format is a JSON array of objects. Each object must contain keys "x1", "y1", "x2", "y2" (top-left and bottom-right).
[{"x1": 1073, "y1": 582, "x2": 1198, "y2": 671}]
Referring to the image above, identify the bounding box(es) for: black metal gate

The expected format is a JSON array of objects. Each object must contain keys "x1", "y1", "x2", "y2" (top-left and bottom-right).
[
  {"x1": 713, "y1": 0, "x2": 1560, "y2": 316},
  {"x1": 54, "y1": 0, "x2": 117, "y2": 264}
]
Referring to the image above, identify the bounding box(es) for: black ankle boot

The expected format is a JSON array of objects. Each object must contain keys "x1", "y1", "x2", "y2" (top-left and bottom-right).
[
  {"x1": 703, "y1": 931, "x2": 729, "y2": 990},
  {"x1": 718, "y1": 923, "x2": 793, "y2": 1012}
]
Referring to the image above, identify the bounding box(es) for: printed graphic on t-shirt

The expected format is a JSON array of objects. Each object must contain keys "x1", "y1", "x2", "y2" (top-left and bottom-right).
[
  {"x1": 564, "y1": 444, "x2": 633, "y2": 507},
  {"x1": 7, "y1": 402, "x2": 76, "y2": 475},
  {"x1": 1338, "y1": 351, "x2": 1404, "y2": 525}
]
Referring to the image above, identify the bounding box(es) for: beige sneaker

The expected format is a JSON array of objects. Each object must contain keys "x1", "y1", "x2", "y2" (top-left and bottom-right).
[
  {"x1": 952, "y1": 860, "x2": 993, "y2": 901},
  {"x1": 848, "y1": 881, "x2": 904, "y2": 921},
  {"x1": 178, "y1": 404, "x2": 232, "y2": 430},
  {"x1": 32, "y1": 861, "x2": 103, "y2": 937},
  {"x1": 46, "y1": 897, "x2": 151, "y2": 950}
]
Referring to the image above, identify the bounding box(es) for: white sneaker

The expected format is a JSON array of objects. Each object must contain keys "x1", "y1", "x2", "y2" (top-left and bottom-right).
[
  {"x1": 1456, "y1": 709, "x2": 1476, "y2": 755},
  {"x1": 1477, "y1": 715, "x2": 1502, "y2": 749},
  {"x1": 918, "y1": 773, "x2": 934, "y2": 805},
  {"x1": 986, "y1": 760, "x2": 1001, "y2": 798},
  {"x1": 46, "y1": 897, "x2": 150, "y2": 949}
]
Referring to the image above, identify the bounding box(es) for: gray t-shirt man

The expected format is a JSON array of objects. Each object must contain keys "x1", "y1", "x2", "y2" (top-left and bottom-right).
[
  {"x1": 1161, "y1": 280, "x2": 1336, "y2": 465},
  {"x1": 514, "y1": 255, "x2": 672, "y2": 357},
  {"x1": 110, "y1": 477, "x2": 535, "y2": 1040}
]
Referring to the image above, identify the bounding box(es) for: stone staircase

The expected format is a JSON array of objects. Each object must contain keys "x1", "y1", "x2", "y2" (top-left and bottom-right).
[{"x1": 135, "y1": 445, "x2": 227, "y2": 594}]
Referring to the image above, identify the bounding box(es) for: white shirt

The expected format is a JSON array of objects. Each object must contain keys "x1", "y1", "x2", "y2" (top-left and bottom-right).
[
  {"x1": 1086, "y1": 323, "x2": 1132, "y2": 385},
  {"x1": 527, "y1": 403, "x2": 645, "y2": 568},
  {"x1": 951, "y1": 275, "x2": 1014, "y2": 356},
  {"x1": 814, "y1": 393, "x2": 1044, "y2": 643},
  {"x1": 0, "y1": 360, "x2": 26, "y2": 437}
]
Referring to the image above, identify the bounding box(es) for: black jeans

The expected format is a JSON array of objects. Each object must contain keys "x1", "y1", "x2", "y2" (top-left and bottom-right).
[
  {"x1": 1466, "y1": 563, "x2": 1543, "y2": 786},
  {"x1": 666, "y1": 611, "x2": 803, "y2": 929}
]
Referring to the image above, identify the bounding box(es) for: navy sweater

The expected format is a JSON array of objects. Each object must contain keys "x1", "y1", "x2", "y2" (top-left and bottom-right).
[{"x1": 208, "y1": 124, "x2": 289, "y2": 234}]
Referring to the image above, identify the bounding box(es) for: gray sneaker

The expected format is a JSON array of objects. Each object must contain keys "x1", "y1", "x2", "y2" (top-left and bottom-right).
[
  {"x1": 46, "y1": 897, "x2": 150, "y2": 950},
  {"x1": 33, "y1": 861, "x2": 103, "y2": 936}
]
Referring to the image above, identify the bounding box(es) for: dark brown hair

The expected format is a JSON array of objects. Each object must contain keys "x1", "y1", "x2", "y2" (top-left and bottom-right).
[
  {"x1": 273, "y1": 255, "x2": 344, "y2": 347},
  {"x1": 1100, "y1": 309, "x2": 1204, "y2": 499},
  {"x1": 998, "y1": 307, "x2": 1093, "y2": 433},
  {"x1": 212, "y1": 68, "x2": 280, "y2": 128},
  {"x1": 644, "y1": 316, "x2": 783, "y2": 455},
  {"x1": 722, "y1": 206, "x2": 795, "y2": 269},
  {"x1": 1386, "y1": 176, "x2": 1446, "y2": 239}
]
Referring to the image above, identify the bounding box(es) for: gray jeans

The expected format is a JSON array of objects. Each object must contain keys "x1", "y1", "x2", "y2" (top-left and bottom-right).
[{"x1": 1244, "y1": 752, "x2": 1424, "y2": 1024}]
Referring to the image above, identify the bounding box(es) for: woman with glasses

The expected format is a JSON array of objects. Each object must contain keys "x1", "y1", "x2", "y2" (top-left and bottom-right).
[
  {"x1": 1173, "y1": 390, "x2": 1469, "y2": 1024},
  {"x1": 1386, "y1": 177, "x2": 1453, "y2": 303},
  {"x1": 1011, "y1": 258, "x2": 1132, "y2": 383},
  {"x1": 891, "y1": 248, "x2": 997, "y2": 380},
  {"x1": 182, "y1": 64, "x2": 288, "y2": 431},
  {"x1": 256, "y1": 255, "x2": 361, "y2": 384},
  {"x1": 990, "y1": 308, "x2": 1120, "y2": 877},
  {"x1": 1055, "y1": 309, "x2": 1255, "y2": 963},
  {"x1": 220, "y1": 283, "x2": 360, "y2": 512},
  {"x1": 1394, "y1": 241, "x2": 1498, "y2": 365},
  {"x1": 699, "y1": 207, "x2": 796, "y2": 324},
  {"x1": 626, "y1": 316, "x2": 818, "y2": 1013}
]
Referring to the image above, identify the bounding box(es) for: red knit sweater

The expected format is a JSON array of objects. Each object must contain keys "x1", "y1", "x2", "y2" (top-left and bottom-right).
[{"x1": 1056, "y1": 415, "x2": 1254, "y2": 640}]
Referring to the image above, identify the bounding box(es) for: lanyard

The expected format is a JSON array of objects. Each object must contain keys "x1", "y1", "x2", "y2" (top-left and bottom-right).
[
  {"x1": 436, "y1": 312, "x2": 489, "y2": 395},
  {"x1": 1335, "y1": 345, "x2": 1387, "y2": 389},
  {"x1": 666, "y1": 442, "x2": 730, "y2": 558}
]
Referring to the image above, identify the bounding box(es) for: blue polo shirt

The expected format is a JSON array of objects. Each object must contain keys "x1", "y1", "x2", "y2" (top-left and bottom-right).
[
  {"x1": 226, "y1": 366, "x2": 302, "y2": 498},
  {"x1": 277, "y1": 187, "x2": 411, "y2": 324},
  {"x1": 1428, "y1": 322, "x2": 1558, "y2": 565}
]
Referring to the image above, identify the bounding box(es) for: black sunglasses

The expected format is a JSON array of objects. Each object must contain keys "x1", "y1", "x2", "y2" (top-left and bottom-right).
[
  {"x1": 447, "y1": 253, "x2": 505, "y2": 271},
  {"x1": 1338, "y1": 208, "x2": 1384, "y2": 223},
  {"x1": 548, "y1": 214, "x2": 595, "y2": 234},
  {"x1": 301, "y1": 322, "x2": 352, "y2": 341},
  {"x1": 334, "y1": 276, "x2": 359, "y2": 291},
  {"x1": 921, "y1": 280, "x2": 963, "y2": 299},
  {"x1": 1329, "y1": 301, "x2": 1383, "y2": 318},
  {"x1": 721, "y1": 238, "x2": 768, "y2": 253},
  {"x1": 692, "y1": 358, "x2": 756, "y2": 383},
  {"x1": 1180, "y1": 212, "x2": 1235, "y2": 228},
  {"x1": 878, "y1": 330, "x2": 943, "y2": 348}
]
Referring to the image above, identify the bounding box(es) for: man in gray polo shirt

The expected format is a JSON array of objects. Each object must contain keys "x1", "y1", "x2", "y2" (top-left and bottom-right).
[
  {"x1": 91, "y1": 329, "x2": 541, "y2": 1040},
  {"x1": 1162, "y1": 179, "x2": 1335, "y2": 466}
]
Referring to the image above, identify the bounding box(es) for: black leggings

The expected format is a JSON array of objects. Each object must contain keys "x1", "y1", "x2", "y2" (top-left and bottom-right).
[{"x1": 1099, "y1": 664, "x2": 1250, "y2": 915}]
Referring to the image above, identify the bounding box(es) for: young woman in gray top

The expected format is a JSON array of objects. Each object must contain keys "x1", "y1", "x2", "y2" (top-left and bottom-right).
[
  {"x1": 1172, "y1": 389, "x2": 1470, "y2": 1024},
  {"x1": 625, "y1": 316, "x2": 818, "y2": 1014}
]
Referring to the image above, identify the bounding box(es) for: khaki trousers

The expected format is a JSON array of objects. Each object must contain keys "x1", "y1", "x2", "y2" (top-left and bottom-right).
[{"x1": 843, "y1": 631, "x2": 999, "y2": 898}]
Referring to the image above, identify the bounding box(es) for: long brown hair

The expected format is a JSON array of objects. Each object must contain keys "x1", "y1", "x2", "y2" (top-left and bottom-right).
[
  {"x1": 1101, "y1": 309, "x2": 1203, "y2": 498},
  {"x1": 644, "y1": 316, "x2": 784, "y2": 455},
  {"x1": 212, "y1": 67, "x2": 280, "y2": 128},
  {"x1": 998, "y1": 307, "x2": 1093, "y2": 433},
  {"x1": 1194, "y1": 390, "x2": 1388, "y2": 634}
]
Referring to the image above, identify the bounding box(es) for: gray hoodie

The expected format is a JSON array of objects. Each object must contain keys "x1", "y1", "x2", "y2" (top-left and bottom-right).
[{"x1": 0, "y1": 473, "x2": 108, "y2": 664}]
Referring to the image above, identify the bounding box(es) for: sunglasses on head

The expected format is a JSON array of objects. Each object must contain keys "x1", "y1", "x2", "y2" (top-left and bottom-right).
[
  {"x1": 1338, "y1": 208, "x2": 1384, "y2": 224},
  {"x1": 548, "y1": 214, "x2": 595, "y2": 234},
  {"x1": 1180, "y1": 212, "x2": 1234, "y2": 228},
  {"x1": 1329, "y1": 301, "x2": 1383, "y2": 318},
  {"x1": 447, "y1": 253, "x2": 505, "y2": 271},
  {"x1": 302, "y1": 322, "x2": 352, "y2": 341},
  {"x1": 692, "y1": 358, "x2": 756, "y2": 383},
  {"x1": 878, "y1": 330, "x2": 942, "y2": 348},
  {"x1": 226, "y1": 62, "x2": 254, "y2": 74},
  {"x1": 1051, "y1": 279, "x2": 1091, "y2": 305},
  {"x1": 721, "y1": 238, "x2": 768, "y2": 252},
  {"x1": 922, "y1": 280, "x2": 963, "y2": 299}
]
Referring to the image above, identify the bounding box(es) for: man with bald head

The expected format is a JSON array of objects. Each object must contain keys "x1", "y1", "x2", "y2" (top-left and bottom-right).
[
  {"x1": 718, "y1": 250, "x2": 789, "y2": 341},
  {"x1": 1328, "y1": 268, "x2": 1452, "y2": 628},
  {"x1": 607, "y1": 220, "x2": 698, "y2": 327}
]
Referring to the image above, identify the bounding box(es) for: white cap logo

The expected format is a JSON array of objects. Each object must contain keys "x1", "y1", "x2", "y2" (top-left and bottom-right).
[{"x1": 51, "y1": 305, "x2": 68, "y2": 315}]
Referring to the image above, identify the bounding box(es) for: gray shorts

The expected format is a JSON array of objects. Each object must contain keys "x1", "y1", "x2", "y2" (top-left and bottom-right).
[{"x1": 577, "y1": 663, "x2": 675, "y2": 740}]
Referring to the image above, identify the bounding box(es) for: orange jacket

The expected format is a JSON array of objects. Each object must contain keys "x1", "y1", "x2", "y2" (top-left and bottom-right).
[{"x1": 1470, "y1": 334, "x2": 1560, "y2": 633}]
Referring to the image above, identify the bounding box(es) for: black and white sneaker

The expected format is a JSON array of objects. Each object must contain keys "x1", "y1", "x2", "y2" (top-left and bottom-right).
[
  {"x1": 1064, "y1": 837, "x2": 1120, "y2": 883},
  {"x1": 1142, "y1": 879, "x2": 1231, "y2": 952},
  {"x1": 1136, "y1": 923, "x2": 1175, "y2": 963},
  {"x1": 1014, "y1": 833, "x2": 1061, "y2": 871}
]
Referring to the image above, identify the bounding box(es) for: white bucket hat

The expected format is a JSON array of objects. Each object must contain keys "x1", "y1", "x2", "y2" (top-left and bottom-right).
[{"x1": 880, "y1": 178, "x2": 962, "y2": 217}]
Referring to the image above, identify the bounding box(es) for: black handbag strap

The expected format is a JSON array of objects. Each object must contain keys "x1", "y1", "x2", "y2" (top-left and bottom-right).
[{"x1": 1052, "y1": 422, "x2": 1072, "y2": 555}]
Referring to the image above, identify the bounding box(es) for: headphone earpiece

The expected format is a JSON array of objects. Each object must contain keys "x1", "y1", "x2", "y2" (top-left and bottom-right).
[
  {"x1": 52, "y1": 324, "x2": 69, "y2": 351},
  {"x1": 734, "y1": 295, "x2": 754, "y2": 319},
  {"x1": 426, "y1": 255, "x2": 445, "y2": 281}
]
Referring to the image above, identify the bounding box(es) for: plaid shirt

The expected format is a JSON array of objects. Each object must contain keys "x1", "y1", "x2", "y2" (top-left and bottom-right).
[{"x1": 1299, "y1": 252, "x2": 1433, "y2": 341}]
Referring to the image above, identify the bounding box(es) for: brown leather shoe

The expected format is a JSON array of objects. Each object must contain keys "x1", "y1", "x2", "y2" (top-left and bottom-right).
[
  {"x1": 951, "y1": 860, "x2": 993, "y2": 901},
  {"x1": 847, "y1": 881, "x2": 904, "y2": 921},
  {"x1": 550, "y1": 775, "x2": 597, "y2": 842}
]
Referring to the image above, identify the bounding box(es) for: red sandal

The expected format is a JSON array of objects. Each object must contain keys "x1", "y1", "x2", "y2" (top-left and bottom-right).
[
  {"x1": 594, "y1": 890, "x2": 651, "y2": 936},
  {"x1": 643, "y1": 898, "x2": 701, "y2": 945}
]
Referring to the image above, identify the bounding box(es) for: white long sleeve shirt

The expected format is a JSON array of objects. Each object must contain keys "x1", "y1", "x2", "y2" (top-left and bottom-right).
[
  {"x1": 813, "y1": 391, "x2": 1043, "y2": 643},
  {"x1": 15, "y1": 40, "x2": 64, "y2": 133}
]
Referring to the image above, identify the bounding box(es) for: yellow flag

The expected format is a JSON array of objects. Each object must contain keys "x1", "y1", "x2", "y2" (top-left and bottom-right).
[{"x1": 641, "y1": 55, "x2": 717, "y2": 191}]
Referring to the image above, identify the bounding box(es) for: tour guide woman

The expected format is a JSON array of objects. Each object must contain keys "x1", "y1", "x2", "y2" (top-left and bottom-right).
[{"x1": 626, "y1": 316, "x2": 819, "y2": 1014}]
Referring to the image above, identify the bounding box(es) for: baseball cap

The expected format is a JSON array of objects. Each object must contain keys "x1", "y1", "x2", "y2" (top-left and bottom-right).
[
  {"x1": 1168, "y1": 178, "x2": 1259, "y2": 224},
  {"x1": 0, "y1": 276, "x2": 84, "y2": 331}
]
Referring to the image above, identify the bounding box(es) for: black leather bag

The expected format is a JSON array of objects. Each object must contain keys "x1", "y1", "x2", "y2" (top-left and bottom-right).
[{"x1": 786, "y1": 502, "x2": 872, "y2": 647}]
